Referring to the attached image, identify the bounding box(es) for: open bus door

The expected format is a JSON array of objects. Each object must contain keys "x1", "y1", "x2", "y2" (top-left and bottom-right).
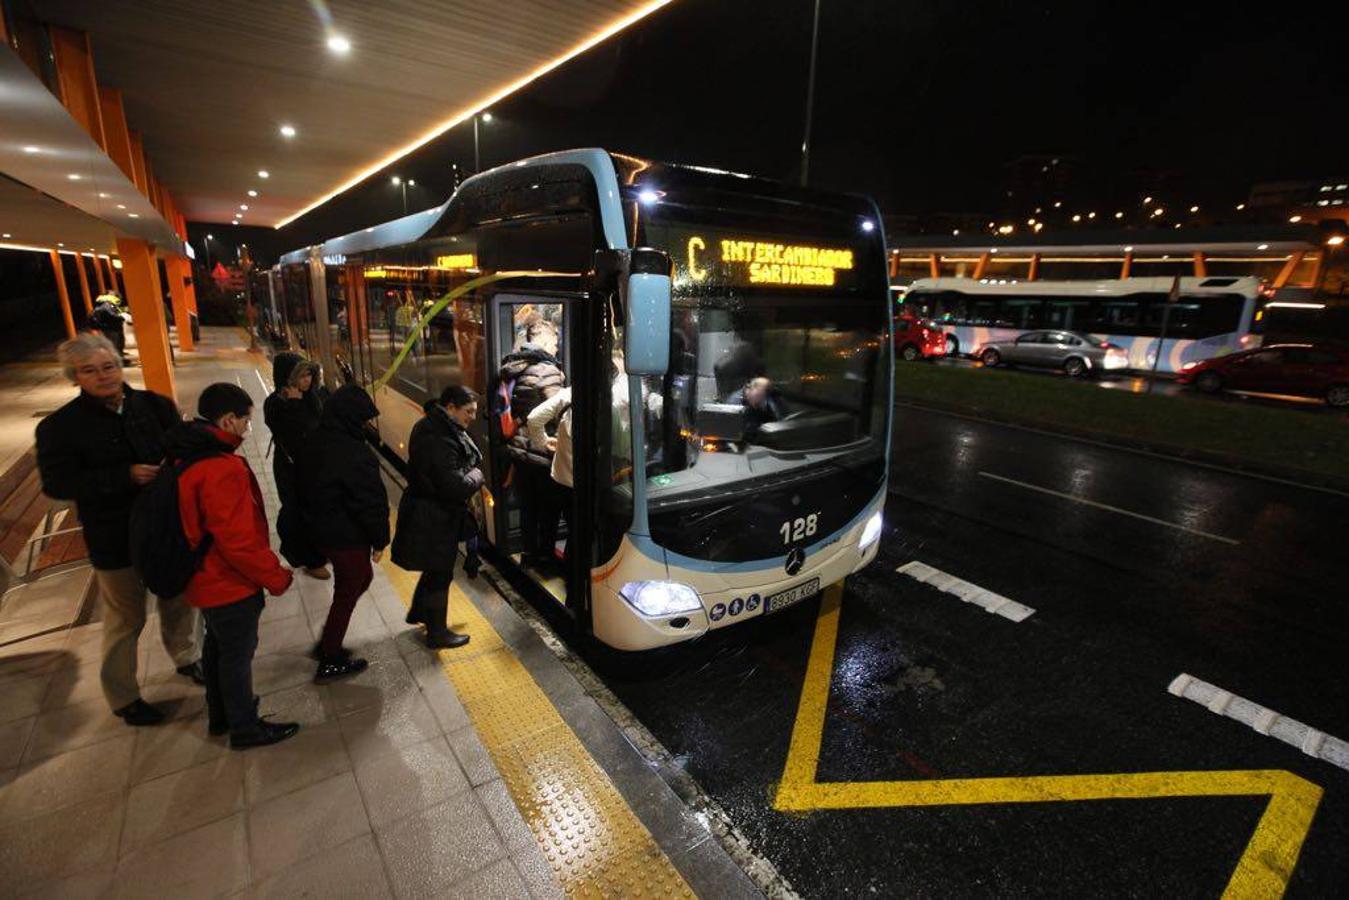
[{"x1": 485, "y1": 291, "x2": 590, "y2": 619}]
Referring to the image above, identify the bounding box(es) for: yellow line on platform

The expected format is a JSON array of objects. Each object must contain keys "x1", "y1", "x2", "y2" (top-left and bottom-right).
[
  {"x1": 773, "y1": 584, "x2": 1323, "y2": 899},
  {"x1": 380, "y1": 560, "x2": 693, "y2": 898}
]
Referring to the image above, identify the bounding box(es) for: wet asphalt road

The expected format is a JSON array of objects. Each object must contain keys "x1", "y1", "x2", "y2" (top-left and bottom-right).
[{"x1": 594, "y1": 404, "x2": 1349, "y2": 898}]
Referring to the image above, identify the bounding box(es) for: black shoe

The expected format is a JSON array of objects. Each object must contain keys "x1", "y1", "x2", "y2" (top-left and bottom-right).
[
  {"x1": 229, "y1": 719, "x2": 300, "y2": 750},
  {"x1": 464, "y1": 557, "x2": 481, "y2": 579},
  {"x1": 314, "y1": 656, "x2": 369, "y2": 683},
  {"x1": 176, "y1": 660, "x2": 207, "y2": 685},
  {"x1": 425, "y1": 630, "x2": 470, "y2": 650},
  {"x1": 114, "y1": 699, "x2": 167, "y2": 726}
]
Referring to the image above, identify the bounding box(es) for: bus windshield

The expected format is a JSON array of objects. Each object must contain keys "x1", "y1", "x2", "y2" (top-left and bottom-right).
[{"x1": 633, "y1": 212, "x2": 891, "y2": 508}]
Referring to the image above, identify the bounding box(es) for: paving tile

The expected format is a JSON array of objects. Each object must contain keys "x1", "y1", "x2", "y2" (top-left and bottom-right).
[
  {"x1": 0, "y1": 793, "x2": 123, "y2": 887},
  {"x1": 352, "y1": 734, "x2": 471, "y2": 828},
  {"x1": 338, "y1": 692, "x2": 442, "y2": 766},
  {"x1": 258, "y1": 595, "x2": 303, "y2": 624},
  {"x1": 0, "y1": 633, "x2": 70, "y2": 681},
  {"x1": 376, "y1": 790, "x2": 507, "y2": 899},
  {"x1": 129, "y1": 715, "x2": 229, "y2": 784},
  {"x1": 251, "y1": 651, "x2": 316, "y2": 696},
  {"x1": 18, "y1": 865, "x2": 116, "y2": 899},
  {"x1": 475, "y1": 777, "x2": 536, "y2": 854},
  {"x1": 325, "y1": 657, "x2": 417, "y2": 718},
  {"x1": 257, "y1": 681, "x2": 333, "y2": 727},
  {"x1": 39, "y1": 660, "x2": 104, "y2": 711},
  {"x1": 244, "y1": 720, "x2": 350, "y2": 805},
  {"x1": 256, "y1": 614, "x2": 316, "y2": 657},
  {"x1": 21, "y1": 698, "x2": 125, "y2": 762},
  {"x1": 510, "y1": 844, "x2": 565, "y2": 900},
  {"x1": 247, "y1": 770, "x2": 371, "y2": 881},
  {"x1": 446, "y1": 724, "x2": 499, "y2": 786},
  {"x1": 139, "y1": 677, "x2": 207, "y2": 722},
  {"x1": 412, "y1": 663, "x2": 472, "y2": 734},
  {"x1": 0, "y1": 672, "x2": 50, "y2": 723},
  {"x1": 443, "y1": 857, "x2": 530, "y2": 900},
  {"x1": 112, "y1": 812, "x2": 249, "y2": 899},
  {"x1": 121, "y1": 753, "x2": 245, "y2": 852},
  {"x1": 1, "y1": 733, "x2": 134, "y2": 824},
  {"x1": 248, "y1": 832, "x2": 392, "y2": 900}
]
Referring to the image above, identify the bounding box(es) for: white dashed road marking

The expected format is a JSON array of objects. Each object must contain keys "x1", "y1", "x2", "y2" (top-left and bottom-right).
[
  {"x1": 978, "y1": 470, "x2": 1240, "y2": 545},
  {"x1": 896, "y1": 561, "x2": 1035, "y2": 622},
  {"x1": 1169, "y1": 673, "x2": 1349, "y2": 773}
]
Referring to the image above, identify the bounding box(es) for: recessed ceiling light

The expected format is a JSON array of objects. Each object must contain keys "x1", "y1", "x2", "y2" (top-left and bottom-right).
[
  {"x1": 128, "y1": 213, "x2": 139, "y2": 218},
  {"x1": 67, "y1": 173, "x2": 81, "y2": 180},
  {"x1": 57, "y1": 242, "x2": 64, "y2": 247},
  {"x1": 1258, "y1": 243, "x2": 1269, "y2": 250},
  {"x1": 279, "y1": 124, "x2": 296, "y2": 138},
  {"x1": 239, "y1": 204, "x2": 249, "y2": 210},
  {"x1": 247, "y1": 190, "x2": 258, "y2": 197},
  {"x1": 326, "y1": 34, "x2": 351, "y2": 54},
  {"x1": 22, "y1": 146, "x2": 39, "y2": 153},
  {"x1": 258, "y1": 170, "x2": 269, "y2": 179},
  {"x1": 97, "y1": 192, "x2": 110, "y2": 198},
  {"x1": 2, "y1": 233, "x2": 10, "y2": 238},
  {"x1": 116, "y1": 204, "x2": 126, "y2": 209},
  {"x1": 232, "y1": 220, "x2": 239, "y2": 225}
]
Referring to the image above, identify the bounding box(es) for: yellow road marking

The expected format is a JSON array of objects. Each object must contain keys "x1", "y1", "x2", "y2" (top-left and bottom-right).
[
  {"x1": 381, "y1": 561, "x2": 693, "y2": 898},
  {"x1": 774, "y1": 584, "x2": 1323, "y2": 899}
]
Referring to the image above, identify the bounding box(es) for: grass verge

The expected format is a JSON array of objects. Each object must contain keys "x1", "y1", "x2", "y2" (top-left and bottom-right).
[{"x1": 893, "y1": 364, "x2": 1349, "y2": 489}]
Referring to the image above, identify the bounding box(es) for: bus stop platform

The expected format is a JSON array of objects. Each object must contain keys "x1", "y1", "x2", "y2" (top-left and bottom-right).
[{"x1": 0, "y1": 329, "x2": 756, "y2": 899}]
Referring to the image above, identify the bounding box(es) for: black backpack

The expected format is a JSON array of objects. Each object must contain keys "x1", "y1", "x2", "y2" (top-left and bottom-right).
[{"x1": 129, "y1": 457, "x2": 216, "y2": 598}]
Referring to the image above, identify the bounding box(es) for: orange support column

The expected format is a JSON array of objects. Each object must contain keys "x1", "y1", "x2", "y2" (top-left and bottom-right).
[
  {"x1": 115, "y1": 238, "x2": 176, "y2": 400},
  {"x1": 928, "y1": 253, "x2": 941, "y2": 279},
  {"x1": 1121, "y1": 251, "x2": 1134, "y2": 279},
  {"x1": 166, "y1": 257, "x2": 194, "y2": 351},
  {"x1": 90, "y1": 253, "x2": 106, "y2": 293},
  {"x1": 1028, "y1": 253, "x2": 1041, "y2": 281},
  {"x1": 98, "y1": 87, "x2": 136, "y2": 181},
  {"x1": 1193, "y1": 251, "x2": 1208, "y2": 277},
  {"x1": 972, "y1": 252, "x2": 991, "y2": 281},
  {"x1": 49, "y1": 27, "x2": 107, "y2": 150},
  {"x1": 73, "y1": 251, "x2": 93, "y2": 313},
  {"x1": 1273, "y1": 252, "x2": 1305, "y2": 289},
  {"x1": 49, "y1": 251, "x2": 78, "y2": 340}
]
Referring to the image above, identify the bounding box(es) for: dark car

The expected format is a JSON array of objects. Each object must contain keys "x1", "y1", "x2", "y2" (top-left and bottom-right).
[{"x1": 1177, "y1": 344, "x2": 1349, "y2": 407}]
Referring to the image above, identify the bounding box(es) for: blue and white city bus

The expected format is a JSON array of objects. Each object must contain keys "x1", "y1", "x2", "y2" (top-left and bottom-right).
[{"x1": 278, "y1": 150, "x2": 892, "y2": 651}]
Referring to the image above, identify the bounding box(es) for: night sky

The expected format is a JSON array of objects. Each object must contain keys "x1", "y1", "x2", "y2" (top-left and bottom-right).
[{"x1": 255, "y1": 0, "x2": 1347, "y2": 256}]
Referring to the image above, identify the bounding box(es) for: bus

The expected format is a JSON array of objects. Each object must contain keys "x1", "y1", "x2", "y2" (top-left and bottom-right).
[
  {"x1": 902, "y1": 276, "x2": 1265, "y2": 373},
  {"x1": 276, "y1": 149, "x2": 892, "y2": 652}
]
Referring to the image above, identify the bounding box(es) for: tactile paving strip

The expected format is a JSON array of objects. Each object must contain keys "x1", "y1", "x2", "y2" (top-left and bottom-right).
[{"x1": 382, "y1": 562, "x2": 694, "y2": 898}]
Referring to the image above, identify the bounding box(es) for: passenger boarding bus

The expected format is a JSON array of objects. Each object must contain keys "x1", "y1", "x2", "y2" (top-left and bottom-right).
[
  {"x1": 903, "y1": 276, "x2": 1264, "y2": 373},
  {"x1": 277, "y1": 150, "x2": 892, "y2": 651}
]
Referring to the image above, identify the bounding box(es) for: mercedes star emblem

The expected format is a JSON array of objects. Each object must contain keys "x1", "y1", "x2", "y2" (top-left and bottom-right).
[{"x1": 785, "y1": 547, "x2": 806, "y2": 576}]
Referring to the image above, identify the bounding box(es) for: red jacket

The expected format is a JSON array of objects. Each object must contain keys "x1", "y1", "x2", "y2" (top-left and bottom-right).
[{"x1": 174, "y1": 424, "x2": 292, "y2": 607}]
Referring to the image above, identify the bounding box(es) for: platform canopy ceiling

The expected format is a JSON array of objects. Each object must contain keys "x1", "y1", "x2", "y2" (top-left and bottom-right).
[{"x1": 33, "y1": 0, "x2": 672, "y2": 227}]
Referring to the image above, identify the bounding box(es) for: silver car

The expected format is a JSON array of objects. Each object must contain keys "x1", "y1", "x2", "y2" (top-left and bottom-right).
[{"x1": 977, "y1": 330, "x2": 1129, "y2": 378}]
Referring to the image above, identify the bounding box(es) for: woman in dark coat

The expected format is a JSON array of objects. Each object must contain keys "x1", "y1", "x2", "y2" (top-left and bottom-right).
[
  {"x1": 392, "y1": 385, "x2": 484, "y2": 649},
  {"x1": 263, "y1": 352, "x2": 329, "y2": 578},
  {"x1": 297, "y1": 385, "x2": 389, "y2": 680}
]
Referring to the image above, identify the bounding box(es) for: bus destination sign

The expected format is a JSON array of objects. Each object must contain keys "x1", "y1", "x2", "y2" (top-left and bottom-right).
[{"x1": 668, "y1": 229, "x2": 857, "y2": 289}]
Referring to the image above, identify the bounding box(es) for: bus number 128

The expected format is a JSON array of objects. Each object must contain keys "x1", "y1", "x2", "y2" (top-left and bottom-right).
[{"x1": 780, "y1": 513, "x2": 820, "y2": 545}]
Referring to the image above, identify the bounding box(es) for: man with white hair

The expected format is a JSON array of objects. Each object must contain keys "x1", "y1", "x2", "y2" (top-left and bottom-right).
[{"x1": 35, "y1": 333, "x2": 203, "y2": 726}]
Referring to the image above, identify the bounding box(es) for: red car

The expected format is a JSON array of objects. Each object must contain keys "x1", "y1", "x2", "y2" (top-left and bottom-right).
[
  {"x1": 1178, "y1": 343, "x2": 1349, "y2": 408},
  {"x1": 894, "y1": 313, "x2": 947, "y2": 362}
]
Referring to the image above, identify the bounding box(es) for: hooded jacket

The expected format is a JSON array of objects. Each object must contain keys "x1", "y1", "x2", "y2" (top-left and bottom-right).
[
  {"x1": 391, "y1": 401, "x2": 484, "y2": 573},
  {"x1": 262, "y1": 351, "x2": 325, "y2": 504},
  {"x1": 498, "y1": 344, "x2": 564, "y2": 466},
  {"x1": 296, "y1": 385, "x2": 390, "y2": 550},
  {"x1": 166, "y1": 420, "x2": 291, "y2": 607}
]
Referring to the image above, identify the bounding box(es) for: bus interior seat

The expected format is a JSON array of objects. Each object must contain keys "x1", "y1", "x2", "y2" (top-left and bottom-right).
[
  {"x1": 695, "y1": 403, "x2": 746, "y2": 442},
  {"x1": 754, "y1": 412, "x2": 856, "y2": 451}
]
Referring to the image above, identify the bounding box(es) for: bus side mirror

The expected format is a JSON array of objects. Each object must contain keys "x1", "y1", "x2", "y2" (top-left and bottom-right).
[{"x1": 624, "y1": 248, "x2": 672, "y2": 377}]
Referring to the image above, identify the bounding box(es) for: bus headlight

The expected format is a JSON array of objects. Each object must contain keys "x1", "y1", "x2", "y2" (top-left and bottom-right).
[
  {"x1": 620, "y1": 581, "x2": 702, "y2": 617},
  {"x1": 859, "y1": 511, "x2": 883, "y2": 552}
]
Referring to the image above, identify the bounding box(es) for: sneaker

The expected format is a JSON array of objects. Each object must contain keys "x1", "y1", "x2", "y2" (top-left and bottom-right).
[
  {"x1": 114, "y1": 698, "x2": 167, "y2": 726},
  {"x1": 176, "y1": 660, "x2": 206, "y2": 685},
  {"x1": 303, "y1": 566, "x2": 331, "y2": 580},
  {"x1": 425, "y1": 630, "x2": 471, "y2": 650},
  {"x1": 229, "y1": 719, "x2": 300, "y2": 750},
  {"x1": 314, "y1": 656, "x2": 369, "y2": 683}
]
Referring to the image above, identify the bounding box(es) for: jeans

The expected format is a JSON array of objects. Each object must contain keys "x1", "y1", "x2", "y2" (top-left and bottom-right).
[
  {"x1": 201, "y1": 594, "x2": 264, "y2": 734},
  {"x1": 93, "y1": 566, "x2": 202, "y2": 710},
  {"x1": 320, "y1": 546, "x2": 374, "y2": 658}
]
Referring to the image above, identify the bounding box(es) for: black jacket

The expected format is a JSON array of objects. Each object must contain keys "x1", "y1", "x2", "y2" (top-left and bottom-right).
[
  {"x1": 262, "y1": 352, "x2": 324, "y2": 505},
  {"x1": 296, "y1": 385, "x2": 389, "y2": 551},
  {"x1": 498, "y1": 344, "x2": 564, "y2": 466},
  {"x1": 391, "y1": 402, "x2": 483, "y2": 573},
  {"x1": 35, "y1": 385, "x2": 180, "y2": 569}
]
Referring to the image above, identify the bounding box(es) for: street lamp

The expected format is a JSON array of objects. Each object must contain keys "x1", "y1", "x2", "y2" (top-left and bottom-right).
[
  {"x1": 473, "y1": 111, "x2": 493, "y2": 173},
  {"x1": 391, "y1": 176, "x2": 416, "y2": 215}
]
